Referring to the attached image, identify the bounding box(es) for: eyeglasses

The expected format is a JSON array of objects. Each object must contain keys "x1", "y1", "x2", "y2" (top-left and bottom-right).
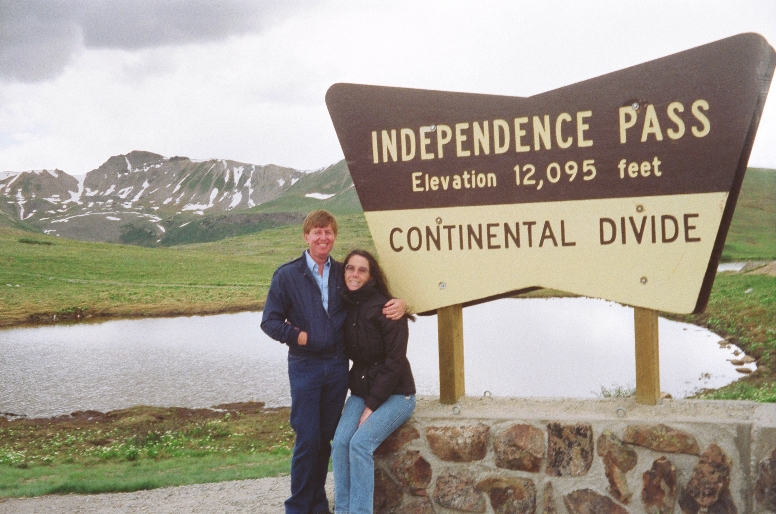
[{"x1": 345, "y1": 264, "x2": 370, "y2": 275}]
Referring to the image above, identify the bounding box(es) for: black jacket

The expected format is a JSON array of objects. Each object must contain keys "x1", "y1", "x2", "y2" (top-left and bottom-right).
[{"x1": 343, "y1": 281, "x2": 416, "y2": 411}]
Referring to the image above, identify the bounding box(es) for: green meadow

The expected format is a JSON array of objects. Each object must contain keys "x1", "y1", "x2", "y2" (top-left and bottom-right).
[
  {"x1": 721, "y1": 168, "x2": 776, "y2": 260},
  {"x1": 0, "y1": 213, "x2": 376, "y2": 327}
]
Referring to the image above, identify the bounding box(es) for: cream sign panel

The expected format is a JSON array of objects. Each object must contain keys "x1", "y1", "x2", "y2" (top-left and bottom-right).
[{"x1": 326, "y1": 33, "x2": 775, "y2": 315}]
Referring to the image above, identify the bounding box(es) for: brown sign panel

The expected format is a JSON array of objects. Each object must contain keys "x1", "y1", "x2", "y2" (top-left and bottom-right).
[{"x1": 326, "y1": 33, "x2": 775, "y2": 315}]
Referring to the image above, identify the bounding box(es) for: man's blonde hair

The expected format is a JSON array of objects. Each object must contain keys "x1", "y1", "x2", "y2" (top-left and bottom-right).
[{"x1": 303, "y1": 210, "x2": 338, "y2": 235}]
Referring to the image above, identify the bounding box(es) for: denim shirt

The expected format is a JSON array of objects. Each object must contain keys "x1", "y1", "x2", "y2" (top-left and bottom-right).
[{"x1": 305, "y1": 251, "x2": 331, "y2": 314}]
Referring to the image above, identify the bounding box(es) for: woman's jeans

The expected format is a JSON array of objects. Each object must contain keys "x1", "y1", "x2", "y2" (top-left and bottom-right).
[{"x1": 332, "y1": 394, "x2": 416, "y2": 514}]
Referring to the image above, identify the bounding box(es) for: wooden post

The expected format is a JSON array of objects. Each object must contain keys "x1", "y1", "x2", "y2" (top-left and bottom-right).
[
  {"x1": 437, "y1": 304, "x2": 465, "y2": 404},
  {"x1": 634, "y1": 307, "x2": 660, "y2": 405}
]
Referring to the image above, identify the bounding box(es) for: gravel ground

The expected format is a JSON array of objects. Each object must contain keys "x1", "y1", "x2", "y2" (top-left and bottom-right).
[{"x1": 0, "y1": 474, "x2": 333, "y2": 513}]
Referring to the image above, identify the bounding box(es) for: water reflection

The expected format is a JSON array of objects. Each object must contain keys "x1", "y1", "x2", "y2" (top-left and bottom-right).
[
  {"x1": 0, "y1": 298, "x2": 752, "y2": 418},
  {"x1": 717, "y1": 262, "x2": 746, "y2": 272},
  {"x1": 412, "y1": 298, "x2": 753, "y2": 399}
]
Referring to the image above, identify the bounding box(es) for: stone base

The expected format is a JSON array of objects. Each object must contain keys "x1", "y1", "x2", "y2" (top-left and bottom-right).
[{"x1": 371, "y1": 396, "x2": 776, "y2": 513}]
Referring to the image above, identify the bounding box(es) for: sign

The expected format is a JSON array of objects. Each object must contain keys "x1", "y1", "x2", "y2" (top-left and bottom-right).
[{"x1": 326, "y1": 33, "x2": 775, "y2": 314}]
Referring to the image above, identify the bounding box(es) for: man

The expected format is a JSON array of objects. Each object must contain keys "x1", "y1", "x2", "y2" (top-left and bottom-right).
[{"x1": 261, "y1": 210, "x2": 406, "y2": 514}]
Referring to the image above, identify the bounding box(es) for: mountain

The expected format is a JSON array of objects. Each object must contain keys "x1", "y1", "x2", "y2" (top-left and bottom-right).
[
  {"x1": 0, "y1": 151, "x2": 360, "y2": 246},
  {"x1": 0, "y1": 168, "x2": 79, "y2": 219}
]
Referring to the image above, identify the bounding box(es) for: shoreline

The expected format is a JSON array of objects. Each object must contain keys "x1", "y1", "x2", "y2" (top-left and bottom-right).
[{"x1": 0, "y1": 303, "x2": 266, "y2": 330}]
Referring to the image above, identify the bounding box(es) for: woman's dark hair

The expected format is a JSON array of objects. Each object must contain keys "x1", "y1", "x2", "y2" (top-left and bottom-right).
[{"x1": 343, "y1": 249, "x2": 414, "y2": 320}]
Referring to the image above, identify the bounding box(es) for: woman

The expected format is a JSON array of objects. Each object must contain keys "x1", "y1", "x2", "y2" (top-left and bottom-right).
[{"x1": 332, "y1": 249, "x2": 416, "y2": 514}]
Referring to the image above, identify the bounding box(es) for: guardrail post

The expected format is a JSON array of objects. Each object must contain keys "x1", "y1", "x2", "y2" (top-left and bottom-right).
[
  {"x1": 634, "y1": 307, "x2": 660, "y2": 405},
  {"x1": 437, "y1": 304, "x2": 465, "y2": 404}
]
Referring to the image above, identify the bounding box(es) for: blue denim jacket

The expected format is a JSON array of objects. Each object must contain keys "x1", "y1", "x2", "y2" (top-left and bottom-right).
[{"x1": 261, "y1": 251, "x2": 347, "y2": 357}]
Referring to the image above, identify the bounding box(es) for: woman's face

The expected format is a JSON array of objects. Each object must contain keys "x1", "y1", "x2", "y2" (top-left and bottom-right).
[{"x1": 345, "y1": 255, "x2": 371, "y2": 291}]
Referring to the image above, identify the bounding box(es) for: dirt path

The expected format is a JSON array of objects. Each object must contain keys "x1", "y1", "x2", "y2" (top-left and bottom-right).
[{"x1": 0, "y1": 474, "x2": 333, "y2": 513}]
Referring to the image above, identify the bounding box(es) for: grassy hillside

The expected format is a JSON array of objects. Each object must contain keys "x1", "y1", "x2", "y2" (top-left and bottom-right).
[
  {"x1": 0, "y1": 208, "x2": 38, "y2": 233},
  {"x1": 156, "y1": 212, "x2": 307, "y2": 247},
  {"x1": 249, "y1": 160, "x2": 363, "y2": 214},
  {"x1": 0, "y1": 214, "x2": 374, "y2": 327},
  {"x1": 722, "y1": 168, "x2": 776, "y2": 261}
]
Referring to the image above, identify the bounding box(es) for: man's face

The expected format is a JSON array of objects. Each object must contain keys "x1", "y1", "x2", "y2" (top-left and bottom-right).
[{"x1": 304, "y1": 224, "x2": 337, "y2": 263}]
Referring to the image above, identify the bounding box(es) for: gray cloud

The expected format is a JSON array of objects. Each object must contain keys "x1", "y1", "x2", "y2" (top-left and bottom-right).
[
  {"x1": 0, "y1": 0, "x2": 318, "y2": 83},
  {"x1": 0, "y1": 2, "x2": 82, "y2": 82}
]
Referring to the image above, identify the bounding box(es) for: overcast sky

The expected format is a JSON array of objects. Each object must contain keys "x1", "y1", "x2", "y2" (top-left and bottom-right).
[{"x1": 1, "y1": 0, "x2": 775, "y2": 175}]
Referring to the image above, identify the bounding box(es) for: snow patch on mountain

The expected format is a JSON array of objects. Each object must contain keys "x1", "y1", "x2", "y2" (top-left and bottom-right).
[
  {"x1": 117, "y1": 187, "x2": 134, "y2": 199},
  {"x1": 172, "y1": 178, "x2": 186, "y2": 194},
  {"x1": 305, "y1": 193, "x2": 336, "y2": 200},
  {"x1": 229, "y1": 192, "x2": 243, "y2": 209},
  {"x1": 182, "y1": 188, "x2": 219, "y2": 212},
  {"x1": 65, "y1": 175, "x2": 86, "y2": 205},
  {"x1": 131, "y1": 180, "x2": 151, "y2": 202},
  {"x1": 232, "y1": 166, "x2": 244, "y2": 185},
  {"x1": 2, "y1": 173, "x2": 21, "y2": 189},
  {"x1": 247, "y1": 166, "x2": 256, "y2": 207}
]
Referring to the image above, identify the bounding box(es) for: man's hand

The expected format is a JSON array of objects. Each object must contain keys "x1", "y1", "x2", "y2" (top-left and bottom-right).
[
  {"x1": 297, "y1": 331, "x2": 308, "y2": 346},
  {"x1": 383, "y1": 298, "x2": 407, "y2": 320},
  {"x1": 358, "y1": 407, "x2": 373, "y2": 427}
]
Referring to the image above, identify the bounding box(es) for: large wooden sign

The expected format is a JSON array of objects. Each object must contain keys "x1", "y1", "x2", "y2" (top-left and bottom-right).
[{"x1": 326, "y1": 33, "x2": 775, "y2": 314}]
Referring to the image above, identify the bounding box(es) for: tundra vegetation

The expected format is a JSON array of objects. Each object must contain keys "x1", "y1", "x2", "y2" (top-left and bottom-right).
[{"x1": 0, "y1": 169, "x2": 773, "y2": 498}]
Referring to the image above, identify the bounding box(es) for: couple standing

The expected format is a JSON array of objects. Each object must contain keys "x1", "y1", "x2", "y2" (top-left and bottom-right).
[{"x1": 261, "y1": 210, "x2": 416, "y2": 514}]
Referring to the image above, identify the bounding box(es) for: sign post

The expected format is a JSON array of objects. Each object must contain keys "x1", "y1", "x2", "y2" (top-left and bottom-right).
[
  {"x1": 437, "y1": 304, "x2": 465, "y2": 404},
  {"x1": 634, "y1": 307, "x2": 660, "y2": 405},
  {"x1": 326, "y1": 33, "x2": 775, "y2": 405}
]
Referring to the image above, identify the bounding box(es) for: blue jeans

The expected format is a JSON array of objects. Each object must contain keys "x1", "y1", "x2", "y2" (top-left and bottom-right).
[
  {"x1": 332, "y1": 394, "x2": 416, "y2": 514},
  {"x1": 286, "y1": 354, "x2": 349, "y2": 514}
]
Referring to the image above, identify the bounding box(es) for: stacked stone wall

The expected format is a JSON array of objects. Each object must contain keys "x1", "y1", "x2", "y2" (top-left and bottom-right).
[{"x1": 371, "y1": 397, "x2": 776, "y2": 513}]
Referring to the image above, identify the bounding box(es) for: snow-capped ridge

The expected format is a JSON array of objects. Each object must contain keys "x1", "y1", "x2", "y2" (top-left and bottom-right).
[{"x1": 0, "y1": 152, "x2": 354, "y2": 245}]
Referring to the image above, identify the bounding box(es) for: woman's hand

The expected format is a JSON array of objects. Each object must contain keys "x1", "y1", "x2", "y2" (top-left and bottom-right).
[
  {"x1": 382, "y1": 298, "x2": 407, "y2": 320},
  {"x1": 297, "y1": 331, "x2": 307, "y2": 346},
  {"x1": 358, "y1": 407, "x2": 373, "y2": 427}
]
